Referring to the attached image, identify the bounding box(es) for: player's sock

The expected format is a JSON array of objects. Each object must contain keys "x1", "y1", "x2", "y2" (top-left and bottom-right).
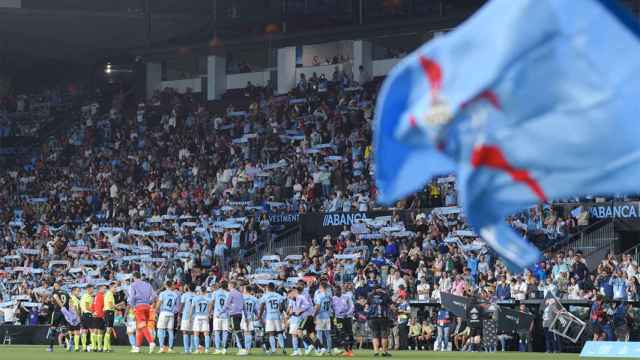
[
  {"x1": 277, "y1": 333, "x2": 285, "y2": 350},
  {"x1": 168, "y1": 330, "x2": 175, "y2": 349},
  {"x1": 74, "y1": 335, "x2": 80, "y2": 351},
  {"x1": 104, "y1": 332, "x2": 111, "y2": 351},
  {"x1": 141, "y1": 328, "x2": 153, "y2": 344},
  {"x1": 182, "y1": 334, "x2": 190, "y2": 352},
  {"x1": 191, "y1": 334, "x2": 197, "y2": 352},
  {"x1": 90, "y1": 333, "x2": 96, "y2": 349},
  {"x1": 234, "y1": 332, "x2": 243, "y2": 350},
  {"x1": 269, "y1": 335, "x2": 276, "y2": 353},
  {"x1": 97, "y1": 334, "x2": 103, "y2": 350},
  {"x1": 214, "y1": 331, "x2": 221, "y2": 350},
  {"x1": 157, "y1": 329, "x2": 166, "y2": 349},
  {"x1": 193, "y1": 334, "x2": 200, "y2": 351},
  {"x1": 323, "y1": 331, "x2": 331, "y2": 352},
  {"x1": 222, "y1": 331, "x2": 229, "y2": 350},
  {"x1": 292, "y1": 336, "x2": 299, "y2": 352},
  {"x1": 136, "y1": 331, "x2": 143, "y2": 347},
  {"x1": 204, "y1": 334, "x2": 211, "y2": 352},
  {"x1": 81, "y1": 333, "x2": 87, "y2": 349},
  {"x1": 244, "y1": 334, "x2": 252, "y2": 351},
  {"x1": 48, "y1": 328, "x2": 56, "y2": 349},
  {"x1": 128, "y1": 334, "x2": 136, "y2": 347},
  {"x1": 303, "y1": 339, "x2": 310, "y2": 349}
]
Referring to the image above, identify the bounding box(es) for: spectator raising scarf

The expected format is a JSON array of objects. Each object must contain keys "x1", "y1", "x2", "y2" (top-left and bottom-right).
[{"x1": 374, "y1": 0, "x2": 640, "y2": 271}]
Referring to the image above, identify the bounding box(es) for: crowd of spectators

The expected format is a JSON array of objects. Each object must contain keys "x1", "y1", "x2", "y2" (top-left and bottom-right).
[
  {"x1": 0, "y1": 68, "x2": 637, "y2": 352},
  {"x1": 0, "y1": 90, "x2": 73, "y2": 137}
]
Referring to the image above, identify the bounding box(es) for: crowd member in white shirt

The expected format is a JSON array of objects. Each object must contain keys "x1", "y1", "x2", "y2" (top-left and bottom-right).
[
  {"x1": 109, "y1": 181, "x2": 119, "y2": 198},
  {"x1": 357, "y1": 193, "x2": 369, "y2": 212},
  {"x1": 388, "y1": 269, "x2": 406, "y2": 294},
  {"x1": 511, "y1": 277, "x2": 528, "y2": 301},
  {"x1": 438, "y1": 274, "x2": 452, "y2": 294},
  {"x1": 416, "y1": 280, "x2": 430, "y2": 301},
  {"x1": 566, "y1": 277, "x2": 582, "y2": 300}
]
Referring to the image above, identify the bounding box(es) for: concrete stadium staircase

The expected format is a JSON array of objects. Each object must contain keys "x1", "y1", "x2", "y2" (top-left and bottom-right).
[
  {"x1": 559, "y1": 220, "x2": 617, "y2": 271},
  {"x1": 247, "y1": 224, "x2": 304, "y2": 267}
]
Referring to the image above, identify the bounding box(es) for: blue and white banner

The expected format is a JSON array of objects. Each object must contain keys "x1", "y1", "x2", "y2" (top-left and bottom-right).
[
  {"x1": 580, "y1": 341, "x2": 640, "y2": 358},
  {"x1": 589, "y1": 202, "x2": 640, "y2": 219}
]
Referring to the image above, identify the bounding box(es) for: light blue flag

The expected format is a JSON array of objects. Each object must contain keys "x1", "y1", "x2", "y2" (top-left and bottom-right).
[{"x1": 374, "y1": 0, "x2": 640, "y2": 270}]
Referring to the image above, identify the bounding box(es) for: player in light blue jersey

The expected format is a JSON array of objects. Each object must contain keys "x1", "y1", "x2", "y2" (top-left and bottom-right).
[
  {"x1": 241, "y1": 284, "x2": 259, "y2": 355},
  {"x1": 287, "y1": 289, "x2": 302, "y2": 356},
  {"x1": 190, "y1": 286, "x2": 212, "y2": 353},
  {"x1": 178, "y1": 284, "x2": 194, "y2": 353},
  {"x1": 155, "y1": 281, "x2": 180, "y2": 353},
  {"x1": 212, "y1": 282, "x2": 230, "y2": 354},
  {"x1": 314, "y1": 282, "x2": 333, "y2": 355},
  {"x1": 259, "y1": 283, "x2": 286, "y2": 355}
]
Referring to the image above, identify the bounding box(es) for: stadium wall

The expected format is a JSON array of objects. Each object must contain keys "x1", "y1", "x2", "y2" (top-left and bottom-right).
[
  {"x1": 373, "y1": 58, "x2": 401, "y2": 77},
  {"x1": 159, "y1": 77, "x2": 203, "y2": 93}
]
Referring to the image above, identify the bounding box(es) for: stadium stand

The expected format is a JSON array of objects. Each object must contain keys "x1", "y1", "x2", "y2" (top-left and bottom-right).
[{"x1": 0, "y1": 64, "x2": 637, "y2": 355}]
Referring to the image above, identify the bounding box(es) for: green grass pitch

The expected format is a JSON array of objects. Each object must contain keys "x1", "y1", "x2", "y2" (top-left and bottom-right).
[{"x1": 0, "y1": 346, "x2": 623, "y2": 360}]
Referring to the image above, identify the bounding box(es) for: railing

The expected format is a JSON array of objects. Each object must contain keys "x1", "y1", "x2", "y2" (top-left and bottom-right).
[
  {"x1": 625, "y1": 242, "x2": 640, "y2": 265},
  {"x1": 272, "y1": 245, "x2": 308, "y2": 258},
  {"x1": 247, "y1": 224, "x2": 302, "y2": 267},
  {"x1": 561, "y1": 220, "x2": 617, "y2": 257}
]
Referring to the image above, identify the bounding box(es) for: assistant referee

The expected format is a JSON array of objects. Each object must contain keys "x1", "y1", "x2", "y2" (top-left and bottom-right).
[
  {"x1": 103, "y1": 282, "x2": 117, "y2": 352},
  {"x1": 79, "y1": 285, "x2": 95, "y2": 352}
]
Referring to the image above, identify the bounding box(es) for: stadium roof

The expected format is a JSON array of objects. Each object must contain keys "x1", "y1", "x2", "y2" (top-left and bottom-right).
[
  {"x1": 1, "y1": 0, "x2": 639, "y2": 67},
  {"x1": 0, "y1": 0, "x2": 494, "y2": 66},
  {"x1": 0, "y1": 5, "x2": 210, "y2": 64}
]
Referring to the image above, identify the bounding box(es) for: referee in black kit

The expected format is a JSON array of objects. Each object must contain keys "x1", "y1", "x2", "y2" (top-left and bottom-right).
[{"x1": 367, "y1": 285, "x2": 393, "y2": 357}]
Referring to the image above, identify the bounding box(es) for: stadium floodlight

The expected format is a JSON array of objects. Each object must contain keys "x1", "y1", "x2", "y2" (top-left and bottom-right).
[{"x1": 104, "y1": 63, "x2": 132, "y2": 75}]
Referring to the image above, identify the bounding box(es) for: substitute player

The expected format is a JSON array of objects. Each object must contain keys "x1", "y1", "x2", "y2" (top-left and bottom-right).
[
  {"x1": 290, "y1": 287, "x2": 313, "y2": 356},
  {"x1": 297, "y1": 283, "x2": 317, "y2": 355},
  {"x1": 128, "y1": 272, "x2": 157, "y2": 353},
  {"x1": 333, "y1": 285, "x2": 355, "y2": 356},
  {"x1": 224, "y1": 280, "x2": 245, "y2": 354}
]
